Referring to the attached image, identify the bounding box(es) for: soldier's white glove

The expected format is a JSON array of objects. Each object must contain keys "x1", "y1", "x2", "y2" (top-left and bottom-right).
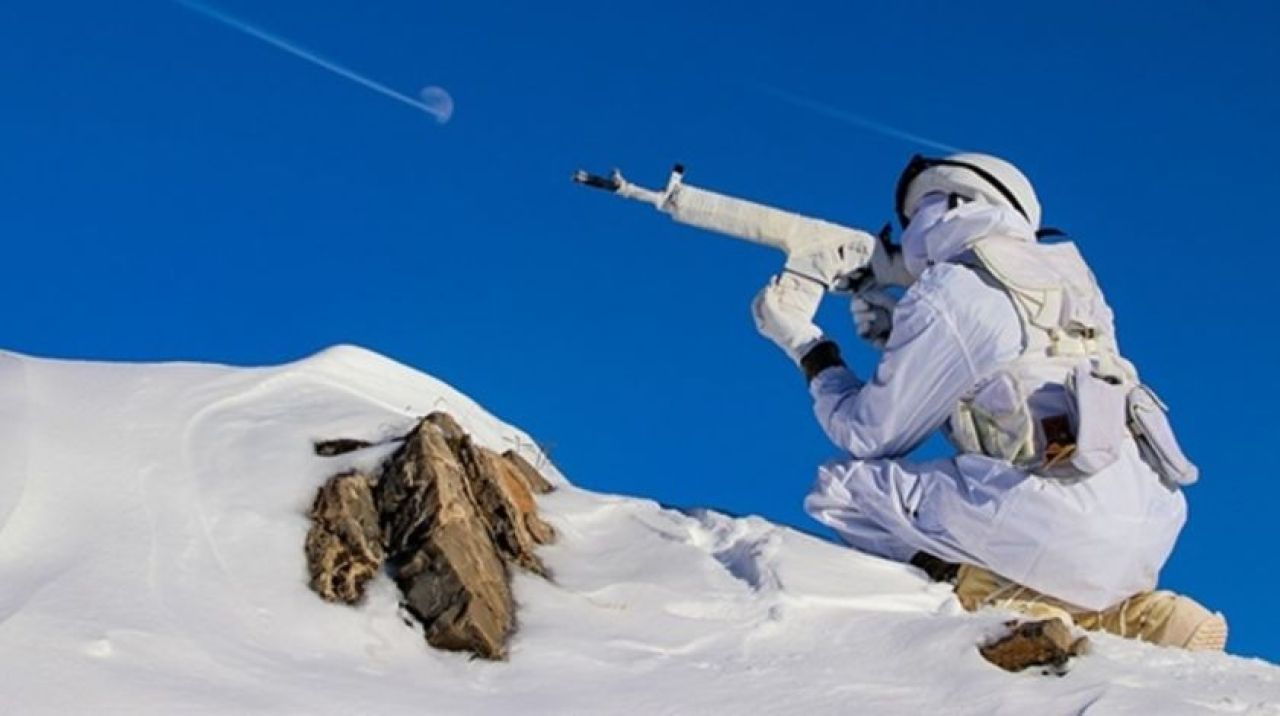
[
  {"x1": 852, "y1": 287, "x2": 898, "y2": 350},
  {"x1": 752, "y1": 272, "x2": 826, "y2": 364}
]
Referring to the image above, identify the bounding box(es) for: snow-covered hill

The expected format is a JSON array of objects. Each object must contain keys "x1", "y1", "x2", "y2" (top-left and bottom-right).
[{"x1": 1, "y1": 345, "x2": 1277, "y2": 715}]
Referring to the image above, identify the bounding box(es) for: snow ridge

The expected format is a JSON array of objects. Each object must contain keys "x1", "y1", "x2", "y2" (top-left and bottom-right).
[{"x1": 0, "y1": 346, "x2": 1276, "y2": 715}]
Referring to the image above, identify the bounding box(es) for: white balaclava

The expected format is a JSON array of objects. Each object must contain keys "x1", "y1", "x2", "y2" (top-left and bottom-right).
[{"x1": 899, "y1": 193, "x2": 1037, "y2": 279}]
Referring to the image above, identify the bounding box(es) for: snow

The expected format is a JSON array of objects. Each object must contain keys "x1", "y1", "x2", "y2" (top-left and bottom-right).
[{"x1": 0, "y1": 345, "x2": 1277, "y2": 715}]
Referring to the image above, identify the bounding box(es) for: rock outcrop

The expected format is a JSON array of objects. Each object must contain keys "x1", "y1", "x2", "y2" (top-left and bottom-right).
[
  {"x1": 304, "y1": 412, "x2": 555, "y2": 660},
  {"x1": 979, "y1": 619, "x2": 1090, "y2": 674}
]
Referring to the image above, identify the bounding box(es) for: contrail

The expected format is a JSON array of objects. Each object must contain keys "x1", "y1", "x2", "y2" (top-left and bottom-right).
[
  {"x1": 173, "y1": 0, "x2": 453, "y2": 123},
  {"x1": 753, "y1": 82, "x2": 960, "y2": 154}
]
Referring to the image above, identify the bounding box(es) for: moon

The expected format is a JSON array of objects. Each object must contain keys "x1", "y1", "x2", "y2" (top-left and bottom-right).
[{"x1": 419, "y1": 86, "x2": 454, "y2": 124}]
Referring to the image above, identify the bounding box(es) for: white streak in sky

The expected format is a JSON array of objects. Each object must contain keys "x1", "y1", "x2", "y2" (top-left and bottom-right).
[
  {"x1": 753, "y1": 83, "x2": 960, "y2": 154},
  {"x1": 173, "y1": 0, "x2": 453, "y2": 124}
]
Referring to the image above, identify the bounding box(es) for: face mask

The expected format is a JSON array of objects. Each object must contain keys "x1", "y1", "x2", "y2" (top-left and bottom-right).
[
  {"x1": 900, "y1": 193, "x2": 950, "y2": 278},
  {"x1": 899, "y1": 194, "x2": 1038, "y2": 279}
]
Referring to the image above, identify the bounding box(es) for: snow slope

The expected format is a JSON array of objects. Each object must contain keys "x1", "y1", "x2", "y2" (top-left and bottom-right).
[{"x1": 0, "y1": 345, "x2": 1277, "y2": 715}]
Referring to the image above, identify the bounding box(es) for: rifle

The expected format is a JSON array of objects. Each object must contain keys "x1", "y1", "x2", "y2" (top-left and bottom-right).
[{"x1": 573, "y1": 164, "x2": 904, "y2": 293}]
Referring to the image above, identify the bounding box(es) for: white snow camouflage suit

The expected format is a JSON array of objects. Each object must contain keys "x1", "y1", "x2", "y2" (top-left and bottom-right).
[{"x1": 804, "y1": 195, "x2": 1186, "y2": 611}]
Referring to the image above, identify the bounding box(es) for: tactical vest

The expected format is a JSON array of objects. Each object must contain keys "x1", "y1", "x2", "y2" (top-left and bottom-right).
[{"x1": 945, "y1": 235, "x2": 1197, "y2": 486}]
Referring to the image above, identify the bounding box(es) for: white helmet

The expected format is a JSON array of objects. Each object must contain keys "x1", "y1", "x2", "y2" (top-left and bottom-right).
[{"x1": 895, "y1": 153, "x2": 1041, "y2": 230}]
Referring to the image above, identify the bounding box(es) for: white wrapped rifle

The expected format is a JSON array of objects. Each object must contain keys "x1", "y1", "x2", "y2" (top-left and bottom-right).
[{"x1": 573, "y1": 164, "x2": 901, "y2": 293}]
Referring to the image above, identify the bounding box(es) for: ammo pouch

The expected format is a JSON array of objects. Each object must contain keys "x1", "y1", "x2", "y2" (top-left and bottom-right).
[
  {"x1": 1063, "y1": 362, "x2": 1128, "y2": 476},
  {"x1": 1127, "y1": 385, "x2": 1199, "y2": 487}
]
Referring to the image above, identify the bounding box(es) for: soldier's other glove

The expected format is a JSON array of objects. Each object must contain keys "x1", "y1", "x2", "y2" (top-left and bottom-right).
[
  {"x1": 751, "y1": 272, "x2": 826, "y2": 365},
  {"x1": 852, "y1": 286, "x2": 898, "y2": 350}
]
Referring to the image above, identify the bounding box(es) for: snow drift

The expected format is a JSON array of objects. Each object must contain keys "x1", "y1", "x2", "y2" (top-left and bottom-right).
[{"x1": 0, "y1": 345, "x2": 1277, "y2": 714}]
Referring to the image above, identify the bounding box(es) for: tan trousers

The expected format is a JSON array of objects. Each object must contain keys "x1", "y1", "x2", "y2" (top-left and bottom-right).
[{"x1": 954, "y1": 564, "x2": 1225, "y2": 650}]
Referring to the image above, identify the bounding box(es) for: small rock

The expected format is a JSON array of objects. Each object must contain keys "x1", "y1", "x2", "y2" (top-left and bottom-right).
[
  {"x1": 313, "y1": 438, "x2": 376, "y2": 457},
  {"x1": 979, "y1": 619, "x2": 1090, "y2": 674},
  {"x1": 305, "y1": 471, "x2": 384, "y2": 604}
]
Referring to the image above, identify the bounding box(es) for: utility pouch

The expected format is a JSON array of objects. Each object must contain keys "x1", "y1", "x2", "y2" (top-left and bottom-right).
[
  {"x1": 1064, "y1": 362, "x2": 1128, "y2": 476},
  {"x1": 1127, "y1": 385, "x2": 1199, "y2": 487},
  {"x1": 961, "y1": 371, "x2": 1038, "y2": 466}
]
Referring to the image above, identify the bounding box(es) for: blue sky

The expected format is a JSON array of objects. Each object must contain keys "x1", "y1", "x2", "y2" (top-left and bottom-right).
[{"x1": 3, "y1": 1, "x2": 1278, "y2": 658}]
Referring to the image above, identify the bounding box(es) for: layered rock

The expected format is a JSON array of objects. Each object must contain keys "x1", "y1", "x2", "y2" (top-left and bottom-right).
[
  {"x1": 304, "y1": 412, "x2": 555, "y2": 660},
  {"x1": 430, "y1": 413, "x2": 554, "y2": 577},
  {"x1": 377, "y1": 414, "x2": 519, "y2": 659}
]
